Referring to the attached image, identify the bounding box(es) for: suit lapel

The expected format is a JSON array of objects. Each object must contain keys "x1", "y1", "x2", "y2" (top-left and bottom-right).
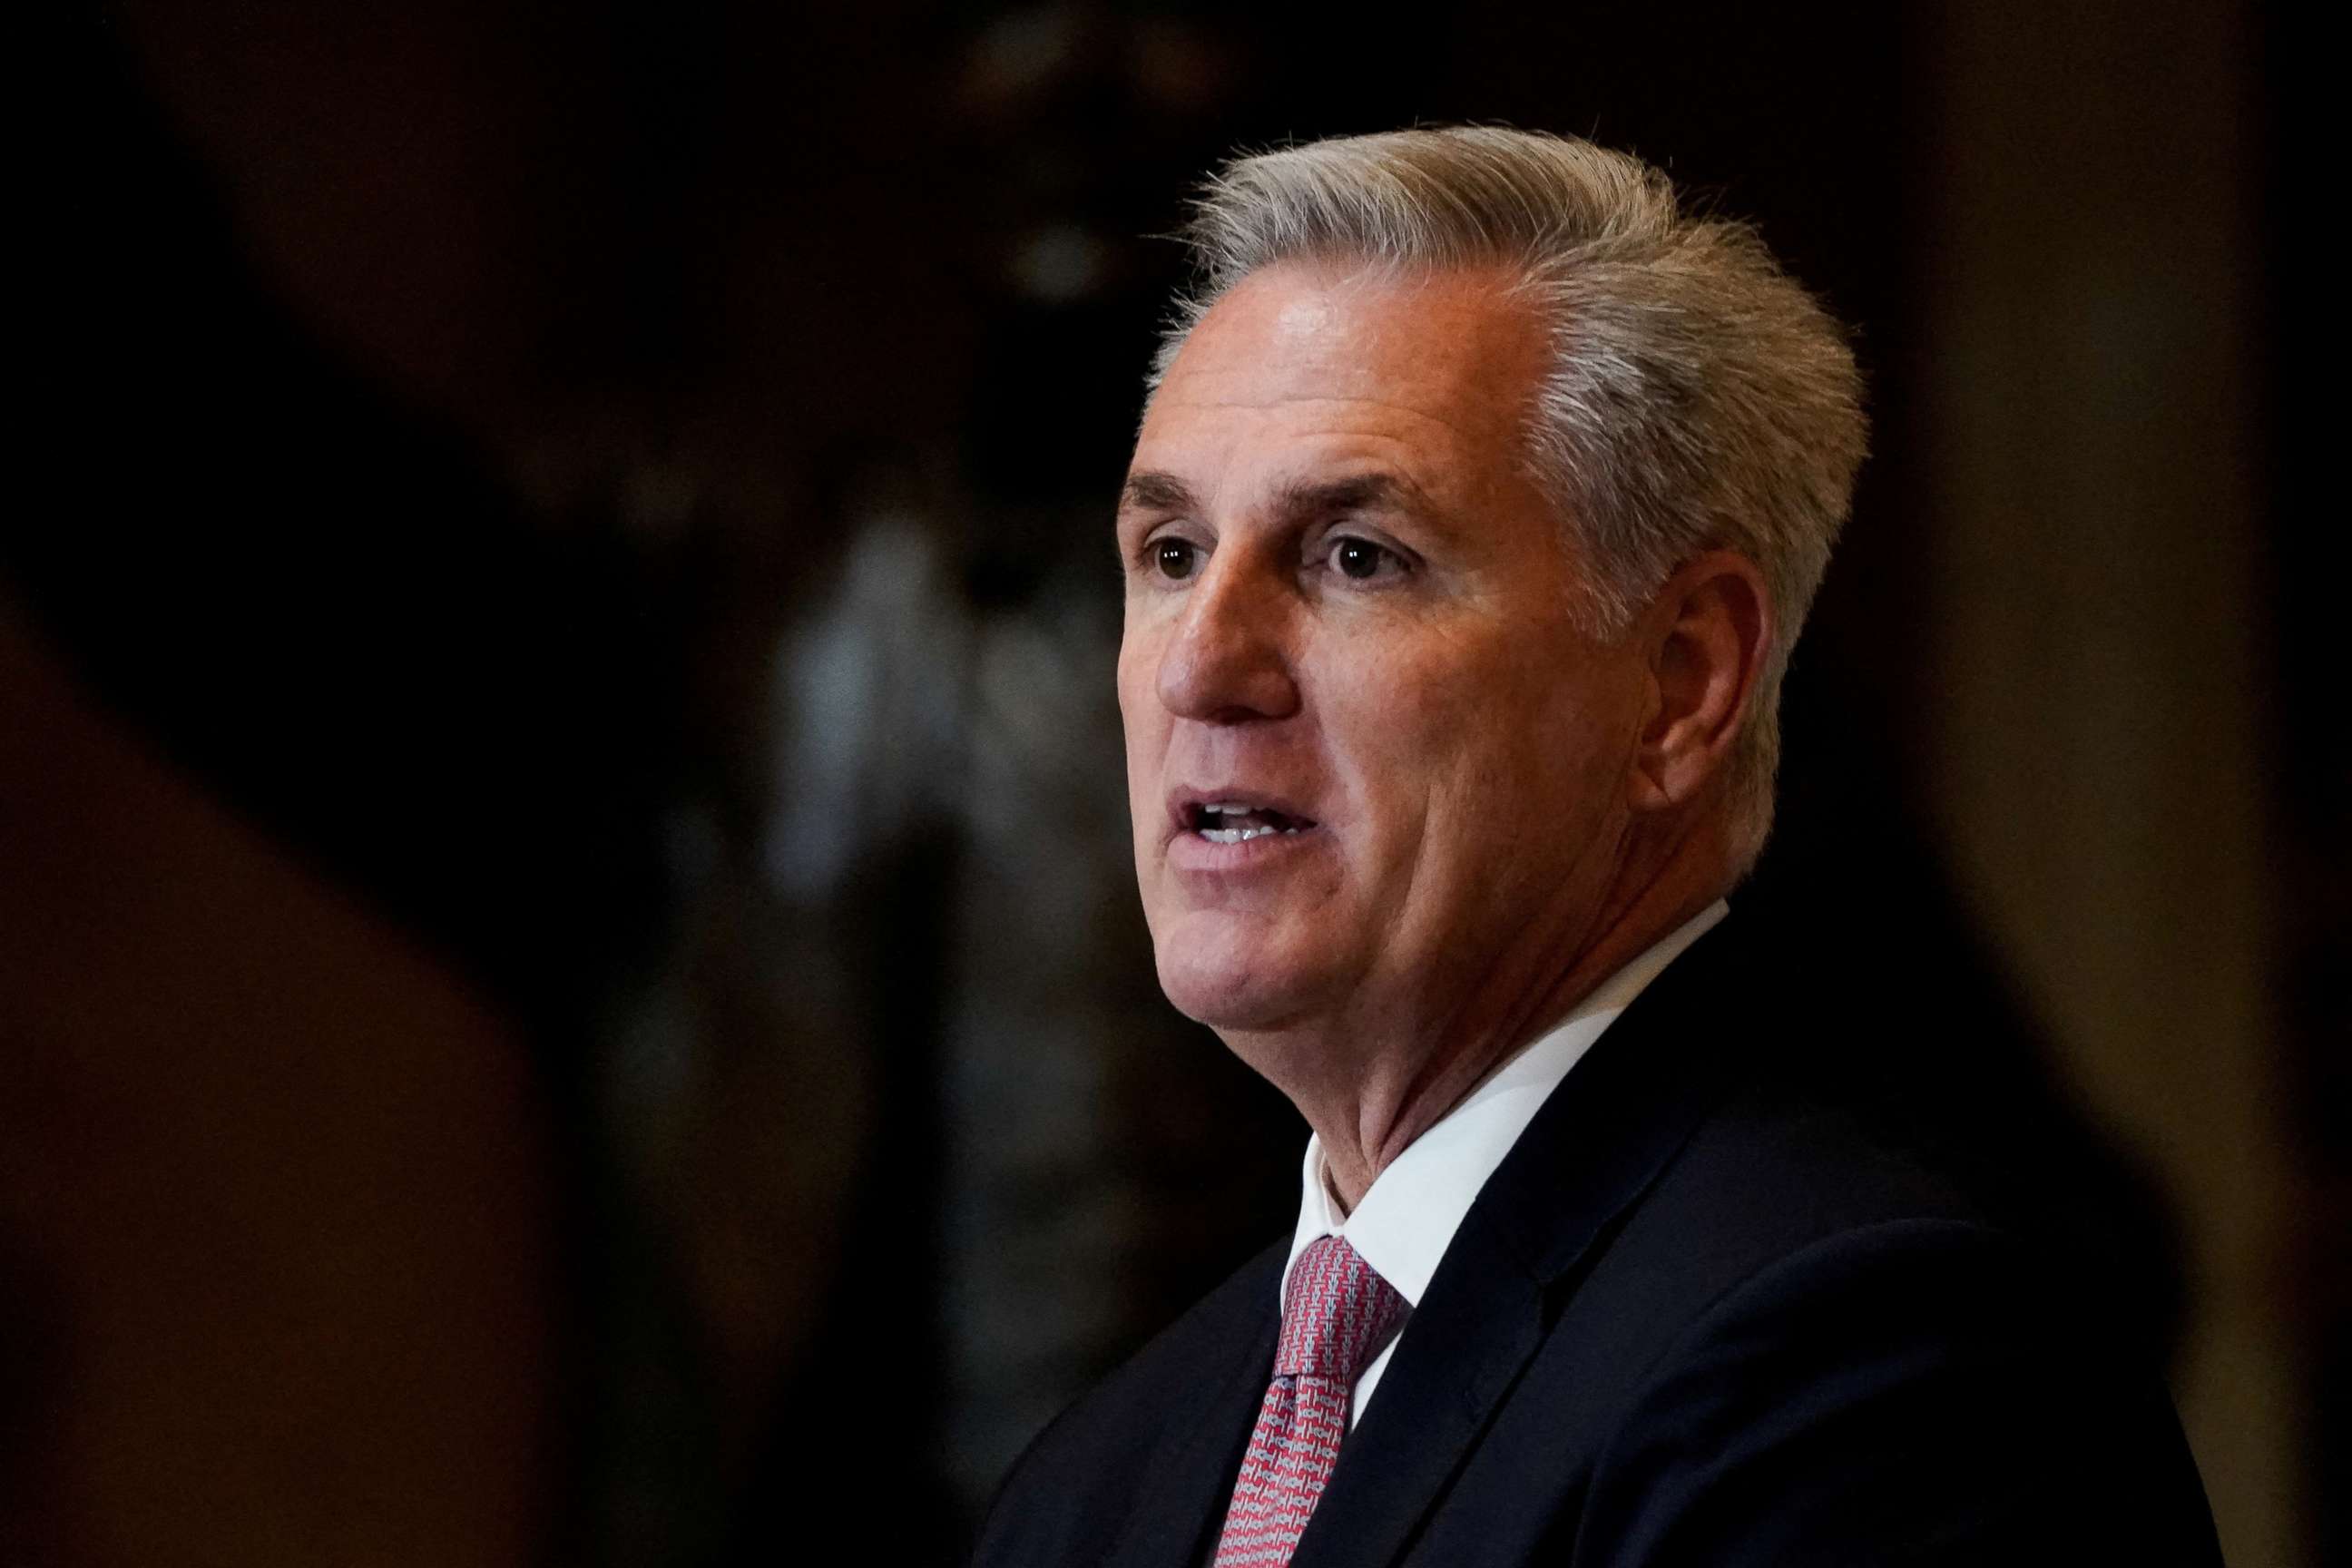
[
  {"x1": 1104, "y1": 1253, "x2": 1283, "y2": 1568},
  {"x1": 1289, "y1": 923, "x2": 1749, "y2": 1568}
]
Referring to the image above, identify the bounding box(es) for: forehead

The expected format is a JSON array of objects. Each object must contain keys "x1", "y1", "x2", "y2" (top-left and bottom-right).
[{"x1": 1134, "y1": 262, "x2": 1550, "y2": 506}]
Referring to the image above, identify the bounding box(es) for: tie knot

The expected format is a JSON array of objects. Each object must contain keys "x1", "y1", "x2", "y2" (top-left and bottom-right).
[{"x1": 1274, "y1": 1235, "x2": 1407, "y2": 1381}]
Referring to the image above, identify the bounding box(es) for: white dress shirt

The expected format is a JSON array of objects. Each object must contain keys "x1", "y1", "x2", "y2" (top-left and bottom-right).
[{"x1": 1279, "y1": 899, "x2": 1730, "y2": 1426}]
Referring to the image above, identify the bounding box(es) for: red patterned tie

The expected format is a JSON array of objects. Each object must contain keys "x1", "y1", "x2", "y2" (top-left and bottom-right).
[{"x1": 1211, "y1": 1235, "x2": 1408, "y2": 1566}]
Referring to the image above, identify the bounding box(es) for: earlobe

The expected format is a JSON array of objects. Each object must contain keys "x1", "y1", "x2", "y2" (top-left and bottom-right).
[{"x1": 1630, "y1": 552, "x2": 1770, "y2": 814}]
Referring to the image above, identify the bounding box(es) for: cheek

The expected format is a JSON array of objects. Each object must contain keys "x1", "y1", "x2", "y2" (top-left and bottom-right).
[
  {"x1": 1334, "y1": 636, "x2": 1628, "y2": 855},
  {"x1": 1312, "y1": 643, "x2": 1493, "y2": 881},
  {"x1": 1115, "y1": 621, "x2": 1147, "y2": 710},
  {"x1": 1115, "y1": 632, "x2": 1161, "y2": 750},
  {"x1": 1116, "y1": 634, "x2": 1170, "y2": 855},
  {"x1": 1333, "y1": 635, "x2": 1537, "y2": 779}
]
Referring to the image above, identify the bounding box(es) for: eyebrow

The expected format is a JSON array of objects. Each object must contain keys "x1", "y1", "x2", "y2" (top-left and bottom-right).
[
  {"x1": 1117, "y1": 469, "x2": 1421, "y2": 522},
  {"x1": 1120, "y1": 470, "x2": 1199, "y2": 515}
]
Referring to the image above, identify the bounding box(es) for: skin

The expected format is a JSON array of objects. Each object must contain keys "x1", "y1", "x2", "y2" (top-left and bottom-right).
[{"x1": 1117, "y1": 260, "x2": 1771, "y2": 1209}]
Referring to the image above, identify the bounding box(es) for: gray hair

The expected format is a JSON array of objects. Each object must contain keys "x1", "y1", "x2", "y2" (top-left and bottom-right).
[{"x1": 1146, "y1": 126, "x2": 1867, "y2": 871}]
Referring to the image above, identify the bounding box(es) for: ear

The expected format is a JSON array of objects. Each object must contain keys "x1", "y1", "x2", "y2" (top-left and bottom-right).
[{"x1": 1629, "y1": 551, "x2": 1772, "y2": 814}]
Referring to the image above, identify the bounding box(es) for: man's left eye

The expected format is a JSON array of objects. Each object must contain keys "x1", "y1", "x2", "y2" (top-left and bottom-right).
[{"x1": 1328, "y1": 536, "x2": 1401, "y2": 581}]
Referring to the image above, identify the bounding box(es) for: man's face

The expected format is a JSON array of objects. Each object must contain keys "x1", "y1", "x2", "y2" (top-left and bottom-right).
[{"x1": 1117, "y1": 262, "x2": 1651, "y2": 1044}]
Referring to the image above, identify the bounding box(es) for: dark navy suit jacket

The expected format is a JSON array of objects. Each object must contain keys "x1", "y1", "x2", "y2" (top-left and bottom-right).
[{"x1": 972, "y1": 918, "x2": 2223, "y2": 1566}]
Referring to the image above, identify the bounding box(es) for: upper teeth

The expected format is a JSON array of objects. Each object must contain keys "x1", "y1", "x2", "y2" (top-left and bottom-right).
[{"x1": 1197, "y1": 802, "x2": 1301, "y2": 844}]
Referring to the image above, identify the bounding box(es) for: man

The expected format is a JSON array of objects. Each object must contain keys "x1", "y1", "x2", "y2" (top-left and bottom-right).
[{"x1": 974, "y1": 128, "x2": 2220, "y2": 1566}]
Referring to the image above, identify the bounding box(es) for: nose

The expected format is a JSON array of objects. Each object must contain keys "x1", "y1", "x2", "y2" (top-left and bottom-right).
[{"x1": 1155, "y1": 549, "x2": 1301, "y2": 723}]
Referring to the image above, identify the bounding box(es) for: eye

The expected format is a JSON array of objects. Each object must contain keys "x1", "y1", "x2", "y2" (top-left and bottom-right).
[
  {"x1": 1152, "y1": 537, "x2": 1201, "y2": 581},
  {"x1": 1327, "y1": 534, "x2": 1403, "y2": 582}
]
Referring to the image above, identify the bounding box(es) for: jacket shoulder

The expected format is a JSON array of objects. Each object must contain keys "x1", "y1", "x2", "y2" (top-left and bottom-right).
[
  {"x1": 1550, "y1": 1091, "x2": 2218, "y2": 1563},
  {"x1": 1571, "y1": 1213, "x2": 2220, "y2": 1564}
]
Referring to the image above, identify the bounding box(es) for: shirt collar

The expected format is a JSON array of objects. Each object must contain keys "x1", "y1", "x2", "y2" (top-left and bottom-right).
[{"x1": 1280, "y1": 898, "x2": 1730, "y2": 1309}]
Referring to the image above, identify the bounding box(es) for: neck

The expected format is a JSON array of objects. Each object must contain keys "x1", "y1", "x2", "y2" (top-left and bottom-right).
[{"x1": 1270, "y1": 827, "x2": 1731, "y2": 1210}]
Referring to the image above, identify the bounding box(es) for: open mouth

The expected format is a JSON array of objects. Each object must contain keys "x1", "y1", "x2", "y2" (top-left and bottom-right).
[{"x1": 1184, "y1": 801, "x2": 1316, "y2": 844}]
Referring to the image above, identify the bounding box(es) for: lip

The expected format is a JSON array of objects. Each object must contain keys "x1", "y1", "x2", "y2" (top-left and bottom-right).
[
  {"x1": 1164, "y1": 786, "x2": 1320, "y2": 837},
  {"x1": 1161, "y1": 786, "x2": 1326, "y2": 875},
  {"x1": 1165, "y1": 822, "x2": 1323, "y2": 875}
]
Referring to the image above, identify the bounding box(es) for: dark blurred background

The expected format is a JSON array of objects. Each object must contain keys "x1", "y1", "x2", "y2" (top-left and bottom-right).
[{"x1": 2, "y1": 2, "x2": 2333, "y2": 1564}]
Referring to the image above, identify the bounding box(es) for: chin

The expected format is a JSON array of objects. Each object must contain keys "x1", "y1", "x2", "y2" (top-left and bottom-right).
[{"x1": 1151, "y1": 915, "x2": 1335, "y2": 1034}]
